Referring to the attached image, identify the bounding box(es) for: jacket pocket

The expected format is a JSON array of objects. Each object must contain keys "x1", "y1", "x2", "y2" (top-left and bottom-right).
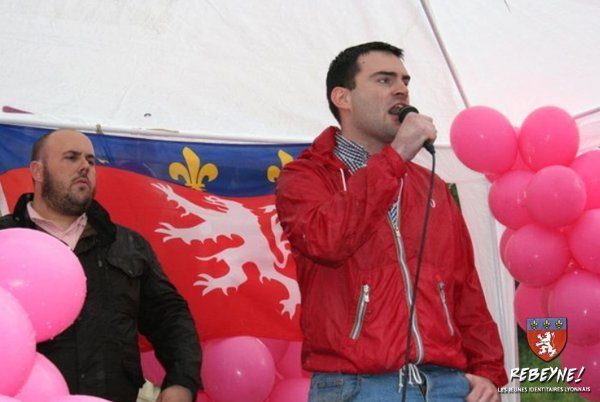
[
  {"x1": 107, "y1": 255, "x2": 145, "y2": 278},
  {"x1": 349, "y1": 284, "x2": 370, "y2": 340},
  {"x1": 437, "y1": 281, "x2": 455, "y2": 336},
  {"x1": 105, "y1": 256, "x2": 145, "y2": 317}
]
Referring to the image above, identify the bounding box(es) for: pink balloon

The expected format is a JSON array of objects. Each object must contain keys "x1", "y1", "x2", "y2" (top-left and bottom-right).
[
  {"x1": 0, "y1": 228, "x2": 86, "y2": 342},
  {"x1": 571, "y1": 150, "x2": 600, "y2": 210},
  {"x1": 276, "y1": 341, "x2": 310, "y2": 379},
  {"x1": 48, "y1": 396, "x2": 112, "y2": 402},
  {"x1": 196, "y1": 391, "x2": 212, "y2": 402},
  {"x1": 561, "y1": 342, "x2": 600, "y2": 400},
  {"x1": 513, "y1": 284, "x2": 551, "y2": 331},
  {"x1": 518, "y1": 106, "x2": 579, "y2": 171},
  {"x1": 15, "y1": 353, "x2": 69, "y2": 401},
  {"x1": 450, "y1": 106, "x2": 517, "y2": 174},
  {"x1": 0, "y1": 397, "x2": 22, "y2": 402},
  {"x1": 499, "y1": 228, "x2": 515, "y2": 267},
  {"x1": 511, "y1": 152, "x2": 531, "y2": 171},
  {"x1": 485, "y1": 131, "x2": 531, "y2": 183},
  {"x1": 566, "y1": 259, "x2": 582, "y2": 273},
  {"x1": 0, "y1": 287, "x2": 36, "y2": 396},
  {"x1": 526, "y1": 166, "x2": 587, "y2": 227},
  {"x1": 258, "y1": 337, "x2": 290, "y2": 364},
  {"x1": 269, "y1": 378, "x2": 310, "y2": 402},
  {"x1": 548, "y1": 270, "x2": 600, "y2": 346},
  {"x1": 569, "y1": 209, "x2": 600, "y2": 274},
  {"x1": 485, "y1": 173, "x2": 500, "y2": 183},
  {"x1": 504, "y1": 224, "x2": 569, "y2": 286},
  {"x1": 201, "y1": 336, "x2": 275, "y2": 402},
  {"x1": 488, "y1": 170, "x2": 534, "y2": 229},
  {"x1": 140, "y1": 350, "x2": 166, "y2": 386}
]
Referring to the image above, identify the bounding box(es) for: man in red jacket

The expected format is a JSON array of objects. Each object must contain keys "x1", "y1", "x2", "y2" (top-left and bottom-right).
[{"x1": 276, "y1": 42, "x2": 507, "y2": 401}]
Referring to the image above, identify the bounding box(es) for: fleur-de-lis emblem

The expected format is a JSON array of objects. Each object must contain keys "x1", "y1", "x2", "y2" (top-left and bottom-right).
[
  {"x1": 556, "y1": 319, "x2": 563, "y2": 329},
  {"x1": 169, "y1": 147, "x2": 218, "y2": 191},
  {"x1": 267, "y1": 150, "x2": 294, "y2": 182},
  {"x1": 543, "y1": 319, "x2": 550, "y2": 329},
  {"x1": 530, "y1": 320, "x2": 538, "y2": 330}
]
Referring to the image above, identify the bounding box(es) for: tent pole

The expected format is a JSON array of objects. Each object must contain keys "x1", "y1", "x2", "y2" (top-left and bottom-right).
[
  {"x1": 418, "y1": 0, "x2": 470, "y2": 109},
  {"x1": 574, "y1": 105, "x2": 600, "y2": 120}
]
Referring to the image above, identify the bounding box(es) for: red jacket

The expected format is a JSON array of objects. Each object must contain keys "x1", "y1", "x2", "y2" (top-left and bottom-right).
[{"x1": 275, "y1": 127, "x2": 508, "y2": 387}]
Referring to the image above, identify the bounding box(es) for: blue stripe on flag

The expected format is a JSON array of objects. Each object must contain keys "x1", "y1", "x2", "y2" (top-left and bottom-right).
[{"x1": 0, "y1": 124, "x2": 308, "y2": 197}]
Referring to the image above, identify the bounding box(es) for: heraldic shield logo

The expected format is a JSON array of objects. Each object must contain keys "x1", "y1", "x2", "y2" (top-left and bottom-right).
[{"x1": 527, "y1": 318, "x2": 568, "y2": 362}]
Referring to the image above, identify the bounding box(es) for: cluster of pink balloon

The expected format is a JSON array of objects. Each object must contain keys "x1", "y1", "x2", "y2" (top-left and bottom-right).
[
  {"x1": 451, "y1": 105, "x2": 600, "y2": 400},
  {"x1": 141, "y1": 336, "x2": 310, "y2": 402},
  {"x1": 0, "y1": 228, "x2": 111, "y2": 402}
]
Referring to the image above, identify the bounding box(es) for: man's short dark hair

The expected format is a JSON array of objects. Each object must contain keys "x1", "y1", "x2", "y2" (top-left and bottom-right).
[
  {"x1": 31, "y1": 131, "x2": 54, "y2": 161},
  {"x1": 326, "y1": 41, "x2": 404, "y2": 122}
]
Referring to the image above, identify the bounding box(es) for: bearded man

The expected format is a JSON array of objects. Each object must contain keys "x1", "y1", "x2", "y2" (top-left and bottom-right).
[{"x1": 0, "y1": 129, "x2": 201, "y2": 402}]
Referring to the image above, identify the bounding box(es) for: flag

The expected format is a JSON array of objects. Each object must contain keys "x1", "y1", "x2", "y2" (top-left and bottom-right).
[{"x1": 0, "y1": 123, "x2": 308, "y2": 340}]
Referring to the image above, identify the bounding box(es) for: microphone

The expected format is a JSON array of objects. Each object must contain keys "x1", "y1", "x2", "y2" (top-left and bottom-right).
[{"x1": 390, "y1": 105, "x2": 435, "y2": 154}]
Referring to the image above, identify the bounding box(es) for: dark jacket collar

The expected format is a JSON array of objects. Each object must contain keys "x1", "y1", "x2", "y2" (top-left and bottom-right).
[{"x1": 11, "y1": 193, "x2": 117, "y2": 243}]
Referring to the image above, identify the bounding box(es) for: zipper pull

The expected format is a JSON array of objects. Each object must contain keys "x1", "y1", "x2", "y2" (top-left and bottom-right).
[
  {"x1": 362, "y1": 284, "x2": 370, "y2": 303},
  {"x1": 438, "y1": 281, "x2": 446, "y2": 302},
  {"x1": 437, "y1": 280, "x2": 455, "y2": 336}
]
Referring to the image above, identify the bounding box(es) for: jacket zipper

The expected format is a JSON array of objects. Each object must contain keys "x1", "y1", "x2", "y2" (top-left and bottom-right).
[
  {"x1": 350, "y1": 284, "x2": 370, "y2": 340},
  {"x1": 437, "y1": 281, "x2": 455, "y2": 336},
  {"x1": 389, "y1": 181, "x2": 424, "y2": 364}
]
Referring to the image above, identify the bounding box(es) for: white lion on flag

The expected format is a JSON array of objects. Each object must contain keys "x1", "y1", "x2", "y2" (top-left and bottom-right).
[{"x1": 152, "y1": 183, "x2": 299, "y2": 318}]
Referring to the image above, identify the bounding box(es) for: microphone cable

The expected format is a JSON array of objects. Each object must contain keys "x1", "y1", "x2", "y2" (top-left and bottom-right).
[{"x1": 400, "y1": 147, "x2": 436, "y2": 402}]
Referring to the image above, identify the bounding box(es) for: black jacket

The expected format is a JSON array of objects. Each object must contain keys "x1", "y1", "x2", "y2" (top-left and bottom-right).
[{"x1": 0, "y1": 194, "x2": 202, "y2": 402}]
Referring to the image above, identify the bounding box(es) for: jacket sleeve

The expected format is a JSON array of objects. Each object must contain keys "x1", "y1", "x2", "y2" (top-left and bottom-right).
[
  {"x1": 275, "y1": 146, "x2": 407, "y2": 266},
  {"x1": 137, "y1": 236, "x2": 202, "y2": 393},
  {"x1": 450, "y1": 194, "x2": 508, "y2": 387}
]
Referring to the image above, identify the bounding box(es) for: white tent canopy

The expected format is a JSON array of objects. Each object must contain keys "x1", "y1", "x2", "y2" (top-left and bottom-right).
[
  {"x1": 2, "y1": 1, "x2": 599, "y2": 142},
  {"x1": 2, "y1": 0, "x2": 600, "y2": 392}
]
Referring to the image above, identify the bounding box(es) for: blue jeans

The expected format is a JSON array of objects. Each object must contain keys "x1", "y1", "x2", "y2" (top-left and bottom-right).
[{"x1": 308, "y1": 365, "x2": 470, "y2": 402}]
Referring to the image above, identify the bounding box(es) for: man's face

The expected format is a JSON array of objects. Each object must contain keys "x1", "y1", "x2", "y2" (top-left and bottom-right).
[
  {"x1": 346, "y1": 51, "x2": 411, "y2": 145},
  {"x1": 40, "y1": 131, "x2": 97, "y2": 216}
]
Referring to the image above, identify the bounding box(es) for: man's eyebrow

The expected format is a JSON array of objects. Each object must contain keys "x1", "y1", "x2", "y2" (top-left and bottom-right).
[
  {"x1": 369, "y1": 71, "x2": 398, "y2": 78},
  {"x1": 62, "y1": 150, "x2": 96, "y2": 158},
  {"x1": 369, "y1": 71, "x2": 411, "y2": 82}
]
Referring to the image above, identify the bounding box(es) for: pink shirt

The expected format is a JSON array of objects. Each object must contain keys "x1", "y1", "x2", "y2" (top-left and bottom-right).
[{"x1": 27, "y1": 202, "x2": 88, "y2": 250}]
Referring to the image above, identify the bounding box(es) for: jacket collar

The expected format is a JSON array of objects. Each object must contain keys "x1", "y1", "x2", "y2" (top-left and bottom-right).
[
  {"x1": 12, "y1": 193, "x2": 117, "y2": 243},
  {"x1": 298, "y1": 126, "x2": 347, "y2": 170}
]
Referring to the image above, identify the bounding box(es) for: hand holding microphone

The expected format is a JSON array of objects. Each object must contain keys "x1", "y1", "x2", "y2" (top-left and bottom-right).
[{"x1": 390, "y1": 105, "x2": 437, "y2": 160}]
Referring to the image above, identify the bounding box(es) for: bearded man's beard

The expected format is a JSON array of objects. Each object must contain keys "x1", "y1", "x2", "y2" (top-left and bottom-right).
[{"x1": 42, "y1": 169, "x2": 94, "y2": 216}]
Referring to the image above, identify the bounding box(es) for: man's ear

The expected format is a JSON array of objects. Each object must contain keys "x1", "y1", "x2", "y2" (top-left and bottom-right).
[
  {"x1": 30, "y1": 161, "x2": 43, "y2": 183},
  {"x1": 330, "y1": 86, "x2": 351, "y2": 114}
]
